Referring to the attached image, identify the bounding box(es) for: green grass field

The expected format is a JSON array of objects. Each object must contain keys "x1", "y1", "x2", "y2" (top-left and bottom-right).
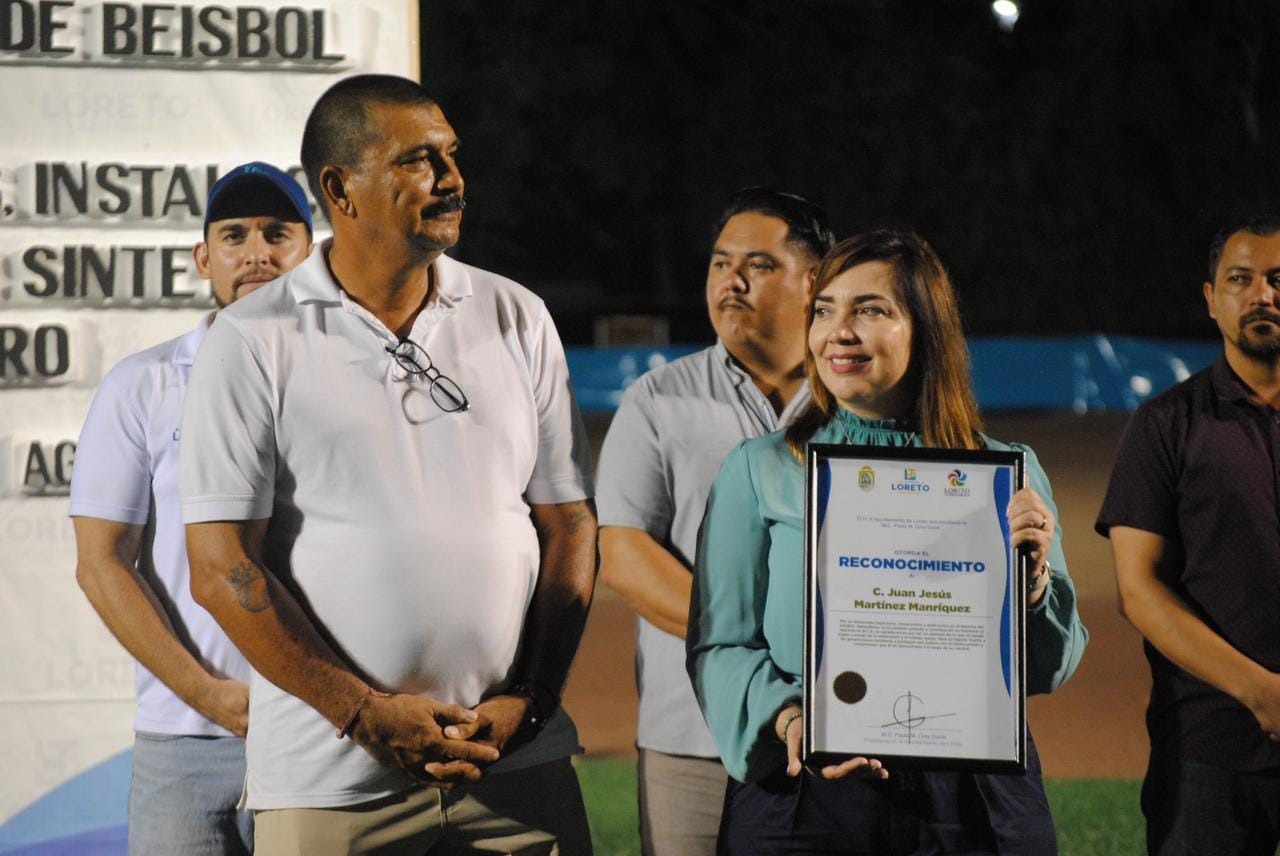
[{"x1": 576, "y1": 758, "x2": 1144, "y2": 856}]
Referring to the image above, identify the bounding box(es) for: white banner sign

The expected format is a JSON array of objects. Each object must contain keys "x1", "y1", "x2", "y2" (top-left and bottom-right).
[{"x1": 0, "y1": 3, "x2": 416, "y2": 851}]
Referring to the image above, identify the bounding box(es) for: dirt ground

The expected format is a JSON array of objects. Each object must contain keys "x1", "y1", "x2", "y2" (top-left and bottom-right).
[{"x1": 563, "y1": 411, "x2": 1152, "y2": 779}]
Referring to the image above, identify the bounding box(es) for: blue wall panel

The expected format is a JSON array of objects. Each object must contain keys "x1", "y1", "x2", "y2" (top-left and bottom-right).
[{"x1": 567, "y1": 337, "x2": 1220, "y2": 414}]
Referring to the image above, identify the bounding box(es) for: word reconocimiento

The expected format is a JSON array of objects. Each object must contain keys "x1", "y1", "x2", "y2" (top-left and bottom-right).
[{"x1": 838, "y1": 556, "x2": 987, "y2": 573}]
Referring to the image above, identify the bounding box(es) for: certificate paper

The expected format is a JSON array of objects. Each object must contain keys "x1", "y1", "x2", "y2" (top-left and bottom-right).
[{"x1": 804, "y1": 444, "x2": 1027, "y2": 773}]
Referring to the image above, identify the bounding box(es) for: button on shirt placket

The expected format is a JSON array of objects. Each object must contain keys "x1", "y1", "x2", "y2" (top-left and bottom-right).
[
  {"x1": 1269, "y1": 408, "x2": 1280, "y2": 526},
  {"x1": 1241, "y1": 396, "x2": 1280, "y2": 544},
  {"x1": 722, "y1": 348, "x2": 807, "y2": 438},
  {"x1": 340, "y1": 289, "x2": 460, "y2": 387}
]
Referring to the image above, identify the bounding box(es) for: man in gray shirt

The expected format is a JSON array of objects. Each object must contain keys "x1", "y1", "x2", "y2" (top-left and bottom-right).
[{"x1": 596, "y1": 188, "x2": 834, "y2": 855}]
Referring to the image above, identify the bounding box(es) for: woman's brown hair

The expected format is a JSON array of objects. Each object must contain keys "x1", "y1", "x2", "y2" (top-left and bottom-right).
[{"x1": 785, "y1": 230, "x2": 983, "y2": 459}]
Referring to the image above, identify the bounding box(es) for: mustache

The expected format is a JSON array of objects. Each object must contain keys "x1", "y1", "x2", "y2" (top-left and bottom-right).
[
  {"x1": 719, "y1": 296, "x2": 751, "y2": 310},
  {"x1": 235, "y1": 272, "x2": 276, "y2": 288},
  {"x1": 421, "y1": 196, "x2": 467, "y2": 218},
  {"x1": 1241, "y1": 308, "x2": 1280, "y2": 326}
]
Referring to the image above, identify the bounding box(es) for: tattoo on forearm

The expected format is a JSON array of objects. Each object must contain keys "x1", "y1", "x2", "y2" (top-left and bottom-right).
[
  {"x1": 561, "y1": 502, "x2": 594, "y2": 535},
  {"x1": 226, "y1": 561, "x2": 271, "y2": 613}
]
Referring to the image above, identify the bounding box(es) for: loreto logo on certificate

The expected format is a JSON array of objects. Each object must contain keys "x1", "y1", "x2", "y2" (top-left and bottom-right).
[{"x1": 803, "y1": 444, "x2": 1028, "y2": 774}]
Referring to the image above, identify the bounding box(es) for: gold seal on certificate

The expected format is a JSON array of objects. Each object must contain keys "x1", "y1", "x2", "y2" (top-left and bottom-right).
[{"x1": 803, "y1": 444, "x2": 1029, "y2": 773}]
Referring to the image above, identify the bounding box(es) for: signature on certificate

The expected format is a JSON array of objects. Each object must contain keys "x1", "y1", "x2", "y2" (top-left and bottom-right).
[{"x1": 881, "y1": 691, "x2": 956, "y2": 741}]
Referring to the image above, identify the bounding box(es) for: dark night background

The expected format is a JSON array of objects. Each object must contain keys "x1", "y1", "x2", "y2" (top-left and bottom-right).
[{"x1": 421, "y1": 1, "x2": 1280, "y2": 346}]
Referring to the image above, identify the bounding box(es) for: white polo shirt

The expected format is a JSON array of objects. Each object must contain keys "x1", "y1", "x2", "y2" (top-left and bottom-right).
[
  {"x1": 180, "y1": 242, "x2": 593, "y2": 809},
  {"x1": 69, "y1": 315, "x2": 252, "y2": 737}
]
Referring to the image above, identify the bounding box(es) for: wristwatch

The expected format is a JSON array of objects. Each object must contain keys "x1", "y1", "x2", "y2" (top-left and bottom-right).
[{"x1": 509, "y1": 678, "x2": 558, "y2": 734}]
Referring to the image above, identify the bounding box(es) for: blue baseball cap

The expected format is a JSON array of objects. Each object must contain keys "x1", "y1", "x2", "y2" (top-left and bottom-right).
[{"x1": 204, "y1": 161, "x2": 313, "y2": 234}]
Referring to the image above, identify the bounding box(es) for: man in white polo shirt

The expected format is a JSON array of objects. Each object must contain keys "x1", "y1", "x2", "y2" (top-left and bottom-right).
[
  {"x1": 70, "y1": 161, "x2": 313, "y2": 855},
  {"x1": 181, "y1": 74, "x2": 597, "y2": 855},
  {"x1": 596, "y1": 187, "x2": 832, "y2": 856}
]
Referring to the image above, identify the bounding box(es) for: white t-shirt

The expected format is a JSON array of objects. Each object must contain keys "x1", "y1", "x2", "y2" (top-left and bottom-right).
[
  {"x1": 180, "y1": 243, "x2": 593, "y2": 809},
  {"x1": 69, "y1": 315, "x2": 252, "y2": 737}
]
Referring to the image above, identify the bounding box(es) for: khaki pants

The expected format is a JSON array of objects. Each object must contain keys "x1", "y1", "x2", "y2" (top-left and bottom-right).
[
  {"x1": 254, "y1": 758, "x2": 592, "y2": 855},
  {"x1": 637, "y1": 749, "x2": 726, "y2": 856}
]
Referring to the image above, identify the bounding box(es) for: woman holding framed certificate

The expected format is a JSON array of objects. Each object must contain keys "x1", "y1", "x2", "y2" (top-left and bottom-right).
[{"x1": 687, "y1": 230, "x2": 1088, "y2": 854}]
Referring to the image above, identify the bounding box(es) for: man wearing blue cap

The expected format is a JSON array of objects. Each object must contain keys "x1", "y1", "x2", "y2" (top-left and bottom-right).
[
  {"x1": 70, "y1": 162, "x2": 312, "y2": 855},
  {"x1": 195, "y1": 162, "x2": 315, "y2": 308}
]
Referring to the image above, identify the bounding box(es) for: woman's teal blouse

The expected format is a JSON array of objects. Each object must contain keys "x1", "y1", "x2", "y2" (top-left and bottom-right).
[{"x1": 686, "y1": 409, "x2": 1089, "y2": 783}]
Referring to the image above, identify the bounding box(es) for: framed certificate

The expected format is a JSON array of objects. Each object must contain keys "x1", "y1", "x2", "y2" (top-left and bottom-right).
[{"x1": 803, "y1": 444, "x2": 1028, "y2": 773}]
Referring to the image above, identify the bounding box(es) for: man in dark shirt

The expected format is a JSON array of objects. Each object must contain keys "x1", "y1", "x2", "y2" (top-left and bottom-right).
[{"x1": 1097, "y1": 215, "x2": 1280, "y2": 855}]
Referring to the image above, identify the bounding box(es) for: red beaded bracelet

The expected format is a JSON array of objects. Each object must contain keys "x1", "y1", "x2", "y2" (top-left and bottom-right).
[{"x1": 336, "y1": 687, "x2": 391, "y2": 739}]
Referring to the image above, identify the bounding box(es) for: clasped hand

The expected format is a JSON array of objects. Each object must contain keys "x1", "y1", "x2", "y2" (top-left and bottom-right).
[
  {"x1": 347, "y1": 692, "x2": 532, "y2": 788},
  {"x1": 1007, "y1": 487, "x2": 1054, "y2": 568}
]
